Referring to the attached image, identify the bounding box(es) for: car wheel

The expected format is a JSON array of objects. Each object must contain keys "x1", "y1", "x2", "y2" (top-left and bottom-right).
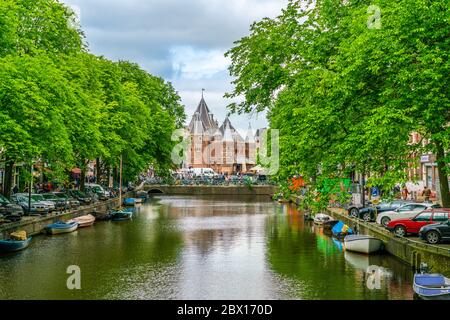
[
  {"x1": 381, "y1": 217, "x2": 391, "y2": 227},
  {"x1": 349, "y1": 208, "x2": 359, "y2": 218},
  {"x1": 363, "y1": 213, "x2": 372, "y2": 222},
  {"x1": 394, "y1": 225, "x2": 407, "y2": 237},
  {"x1": 426, "y1": 231, "x2": 441, "y2": 244}
]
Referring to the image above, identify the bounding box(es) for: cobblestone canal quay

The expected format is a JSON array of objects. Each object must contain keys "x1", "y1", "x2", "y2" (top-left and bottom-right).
[{"x1": 0, "y1": 196, "x2": 414, "y2": 299}]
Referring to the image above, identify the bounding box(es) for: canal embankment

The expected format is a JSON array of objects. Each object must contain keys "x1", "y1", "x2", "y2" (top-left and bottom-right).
[
  {"x1": 0, "y1": 196, "x2": 124, "y2": 240},
  {"x1": 326, "y1": 207, "x2": 450, "y2": 275},
  {"x1": 287, "y1": 195, "x2": 449, "y2": 275}
]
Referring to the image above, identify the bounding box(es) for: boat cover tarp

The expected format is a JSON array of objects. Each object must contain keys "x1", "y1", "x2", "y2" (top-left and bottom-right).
[
  {"x1": 415, "y1": 274, "x2": 446, "y2": 287},
  {"x1": 332, "y1": 221, "x2": 353, "y2": 235},
  {"x1": 10, "y1": 231, "x2": 27, "y2": 241}
]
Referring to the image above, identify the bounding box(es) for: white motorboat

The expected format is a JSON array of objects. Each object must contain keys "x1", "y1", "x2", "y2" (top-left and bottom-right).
[
  {"x1": 69, "y1": 214, "x2": 96, "y2": 228},
  {"x1": 313, "y1": 213, "x2": 333, "y2": 225},
  {"x1": 344, "y1": 234, "x2": 383, "y2": 254}
]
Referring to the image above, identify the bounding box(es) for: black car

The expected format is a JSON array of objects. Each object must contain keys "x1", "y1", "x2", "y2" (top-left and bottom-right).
[
  {"x1": 419, "y1": 219, "x2": 450, "y2": 244},
  {"x1": 68, "y1": 190, "x2": 93, "y2": 205},
  {"x1": 0, "y1": 194, "x2": 24, "y2": 222},
  {"x1": 52, "y1": 192, "x2": 80, "y2": 209},
  {"x1": 349, "y1": 200, "x2": 410, "y2": 222},
  {"x1": 42, "y1": 193, "x2": 69, "y2": 211}
]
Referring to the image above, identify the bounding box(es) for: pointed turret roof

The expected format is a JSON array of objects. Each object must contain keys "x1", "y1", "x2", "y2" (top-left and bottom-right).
[
  {"x1": 188, "y1": 97, "x2": 218, "y2": 133},
  {"x1": 245, "y1": 123, "x2": 255, "y2": 143},
  {"x1": 222, "y1": 121, "x2": 234, "y2": 142},
  {"x1": 219, "y1": 116, "x2": 236, "y2": 134},
  {"x1": 192, "y1": 112, "x2": 204, "y2": 135}
]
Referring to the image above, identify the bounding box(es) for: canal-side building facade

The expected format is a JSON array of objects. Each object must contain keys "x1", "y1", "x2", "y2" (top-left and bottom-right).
[{"x1": 185, "y1": 97, "x2": 256, "y2": 174}]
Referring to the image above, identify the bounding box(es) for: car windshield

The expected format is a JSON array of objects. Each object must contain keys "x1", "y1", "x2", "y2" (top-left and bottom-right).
[
  {"x1": 42, "y1": 194, "x2": 56, "y2": 200},
  {"x1": 72, "y1": 190, "x2": 85, "y2": 197},
  {"x1": 20, "y1": 196, "x2": 35, "y2": 203},
  {"x1": 54, "y1": 193, "x2": 68, "y2": 199},
  {"x1": 0, "y1": 194, "x2": 10, "y2": 204},
  {"x1": 413, "y1": 211, "x2": 432, "y2": 221},
  {"x1": 31, "y1": 195, "x2": 45, "y2": 201}
]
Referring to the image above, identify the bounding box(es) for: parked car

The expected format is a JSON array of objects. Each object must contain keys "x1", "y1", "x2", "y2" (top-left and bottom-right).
[
  {"x1": 376, "y1": 202, "x2": 441, "y2": 227},
  {"x1": 10, "y1": 194, "x2": 50, "y2": 215},
  {"x1": 351, "y1": 200, "x2": 410, "y2": 222},
  {"x1": 41, "y1": 193, "x2": 69, "y2": 211},
  {"x1": 0, "y1": 194, "x2": 24, "y2": 222},
  {"x1": 419, "y1": 219, "x2": 450, "y2": 244},
  {"x1": 386, "y1": 209, "x2": 450, "y2": 237},
  {"x1": 85, "y1": 183, "x2": 110, "y2": 201},
  {"x1": 52, "y1": 192, "x2": 80, "y2": 209},
  {"x1": 68, "y1": 190, "x2": 93, "y2": 205},
  {"x1": 27, "y1": 194, "x2": 57, "y2": 212}
]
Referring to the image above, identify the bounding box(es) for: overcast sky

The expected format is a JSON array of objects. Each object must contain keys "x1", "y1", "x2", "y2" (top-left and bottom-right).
[{"x1": 62, "y1": 0, "x2": 288, "y2": 136}]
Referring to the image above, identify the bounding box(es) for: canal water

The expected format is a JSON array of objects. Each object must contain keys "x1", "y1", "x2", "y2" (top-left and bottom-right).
[{"x1": 0, "y1": 195, "x2": 414, "y2": 299}]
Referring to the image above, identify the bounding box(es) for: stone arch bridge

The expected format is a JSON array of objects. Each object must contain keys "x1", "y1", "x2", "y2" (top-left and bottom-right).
[{"x1": 143, "y1": 184, "x2": 279, "y2": 197}]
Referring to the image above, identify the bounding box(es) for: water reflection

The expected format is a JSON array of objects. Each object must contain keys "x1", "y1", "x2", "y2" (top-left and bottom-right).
[{"x1": 0, "y1": 196, "x2": 413, "y2": 299}]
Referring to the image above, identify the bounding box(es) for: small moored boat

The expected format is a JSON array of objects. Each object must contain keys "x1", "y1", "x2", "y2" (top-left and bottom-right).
[
  {"x1": 136, "y1": 191, "x2": 148, "y2": 200},
  {"x1": 323, "y1": 219, "x2": 339, "y2": 231},
  {"x1": 111, "y1": 210, "x2": 133, "y2": 221},
  {"x1": 45, "y1": 221, "x2": 78, "y2": 235},
  {"x1": 93, "y1": 212, "x2": 112, "y2": 221},
  {"x1": 0, "y1": 231, "x2": 32, "y2": 253},
  {"x1": 414, "y1": 273, "x2": 450, "y2": 300},
  {"x1": 344, "y1": 234, "x2": 383, "y2": 254},
  {"x1": 331, "y1": 221, "x2": 354, "y2": 239},
  {"x1": 69, "y1": 214, "x2": 95, "y2": 228},
  {"x1": 313, "y1": 213, "x2": 333, "y2": 225},
  {"x1": 123, "y1": 198, "x2": 136, "y2": 206}
]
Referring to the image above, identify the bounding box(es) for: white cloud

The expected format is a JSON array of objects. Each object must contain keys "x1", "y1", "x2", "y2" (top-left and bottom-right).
[
  {"x1": 61, "y1": 0, "x2": 288, "y2": 132},
  {"x1": 170, "y1": 46, "x2": 230, "y2": 80}
]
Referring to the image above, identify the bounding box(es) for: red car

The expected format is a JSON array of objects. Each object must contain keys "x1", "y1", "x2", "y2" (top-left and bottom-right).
[{"x1": 386, "y1": 208, "x2": 450, "y2": 237}]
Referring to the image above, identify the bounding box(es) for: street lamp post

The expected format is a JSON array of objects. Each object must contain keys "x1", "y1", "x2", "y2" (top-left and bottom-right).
[{"x1": 28, "y1": 162, "x2": 33, "y2": 215}]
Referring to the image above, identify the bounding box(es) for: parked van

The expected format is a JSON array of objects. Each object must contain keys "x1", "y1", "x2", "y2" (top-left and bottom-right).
[
  {"x1": 188, "y1": 168, "x2": 217, "y2": 178},
  {"x1": 85, "y1": 183, "x2": 110, "y2": 200}
]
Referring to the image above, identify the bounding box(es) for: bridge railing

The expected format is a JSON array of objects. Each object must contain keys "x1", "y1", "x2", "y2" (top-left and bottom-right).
[{"x1": 143, "y1": 177, "x2": 277, "y2": 187}]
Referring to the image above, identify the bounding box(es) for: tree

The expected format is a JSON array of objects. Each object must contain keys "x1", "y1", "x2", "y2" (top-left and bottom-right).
[
  {"x1": 226, "y1": 0, "x2": 449, "y2": 207},
  {"x1": 0, "y1": 55, "x2": 74, "y2": 197}
]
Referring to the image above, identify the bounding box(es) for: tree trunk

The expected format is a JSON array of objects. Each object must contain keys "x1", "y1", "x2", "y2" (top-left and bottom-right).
[
  {"x1": 96, "y1": 158, "x2": 101, "y2": 184},
  {"x1": 113, "y1": 166, "x2": 118, "y2": 188},
  {"x1": 80, "y1": 166, "x2": 86, "y2": 191},
  {"x1": 3, "y1": 158, "x2": 14, "y2": 198},
  {"x1": 435, "y1": 142, "x2": 450, "y2": 207}
]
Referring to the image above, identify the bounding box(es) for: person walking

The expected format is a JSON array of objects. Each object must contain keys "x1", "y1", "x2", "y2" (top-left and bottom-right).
[
  {"x1": 422, "y1": 186, "x2": 432, "y2": 203},
  {"x1": 401, "y1": 187, "x2": 409, "y2": 200},
  {"x1": 12, "y1": 185, "x2": 19, "y2": 194}
]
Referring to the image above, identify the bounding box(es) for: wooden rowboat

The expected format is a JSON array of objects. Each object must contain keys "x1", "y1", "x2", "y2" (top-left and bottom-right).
[
  {"x1": 414, "y1": 273, "x2": 450, "y2": 300},
  {"x1": 69, "y1": 214, "x2": 95, "y2": 228},
  {"x1": 111, "y1": 210, "x2": 133, "y2": 221},
  {"x1": 45, "y1": 221, "x2": 78, "y2": 235},
  {"x1": 313, "y1": 213, "x2": 333, "y2": 225},
  {"x1": 123, "y1": 198, "x2": 136, "y2": 206},
  {"x1": 343, "y1": 234, "x2": 383, "y2": 254},
  {"x1": 0, "y1": 237, "x2": 32, "y2": 253}
]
